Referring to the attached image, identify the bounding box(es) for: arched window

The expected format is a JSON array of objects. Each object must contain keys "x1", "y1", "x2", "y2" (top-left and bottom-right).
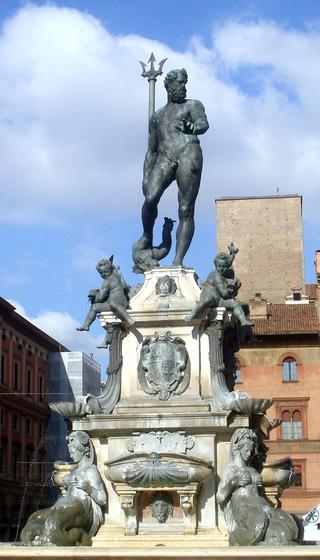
[
  {"x1": 281, "y1": 409, "x2": 302, "y2": 439},
  {"x1": 282, "y1": 357, "x2": 298, "y2": 382},
  {"x1": 274, "y1": 397, "x2": 308, "y2": 440},
  {"x1": 292, "y1": 410, "x2": 302, "y2": 438}
]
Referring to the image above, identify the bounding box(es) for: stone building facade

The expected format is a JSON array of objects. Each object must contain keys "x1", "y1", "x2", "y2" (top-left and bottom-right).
[
  {"x1": 216, "y1": 195, "x2": 305, "y2": 304},
  {"x1": 0, "y1": 298, "x2": 69, "y2": 541},
  {"x1": 235, "y1": 254, "x2": 320, "y2": 514},
  {"x1": 215, "y1": 193, "x2": 319, "y2": 513}
]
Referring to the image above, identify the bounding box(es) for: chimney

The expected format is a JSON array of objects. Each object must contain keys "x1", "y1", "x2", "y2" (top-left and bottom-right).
[
  {"x1": 292, "y1": 287, "x2": 302, "y2": 301},
  {"x1": 315, "y1": 251, "x2": 320, "y2": 316},
  {"x1": 249, "y1": 293, "x2": 268, "y2": 319},
  {"x1": 316, "y1": 250, "x2": 320, "y2": 286}
]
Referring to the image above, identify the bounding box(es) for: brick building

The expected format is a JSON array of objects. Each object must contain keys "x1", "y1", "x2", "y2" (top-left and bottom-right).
[
  {"x1": 236, "y1": 282, "x2": 320, "y2": 514},
  {"x1": 216, "y1": 194, "x2": 320, "y2": 513},
  {"x1": 0, "y1": 298, "x2": 68, "y2": 541}
]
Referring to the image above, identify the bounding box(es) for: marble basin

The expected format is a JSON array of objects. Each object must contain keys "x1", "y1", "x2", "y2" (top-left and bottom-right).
[
  {"x1": 262, "y1": 456, "x2": 295, "y2": 489},
  {"x1": 104, "y1": 452, "x2": 213, "y2": 487},
  {"x1": 229, "y1": 397, "x2": 274, "y2": 415}
]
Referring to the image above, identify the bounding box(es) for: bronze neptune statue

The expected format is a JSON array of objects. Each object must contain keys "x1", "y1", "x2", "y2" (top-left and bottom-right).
[{"x1": 133, "y1": 68, "x2": 209, "y2": 271}]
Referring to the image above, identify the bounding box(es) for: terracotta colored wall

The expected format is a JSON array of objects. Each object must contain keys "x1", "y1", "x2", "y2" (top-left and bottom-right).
[{"x1": 236, "y1": 336, "x2": 320, "y2": 513}]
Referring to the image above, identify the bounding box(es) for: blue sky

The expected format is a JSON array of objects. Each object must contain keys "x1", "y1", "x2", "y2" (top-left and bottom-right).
[
  {"x1": 2, "y1": 1, "x2": 320, "y2": 47},
  {"x1": 0, "y1": 1, "x2": 320, "y2": 365}
]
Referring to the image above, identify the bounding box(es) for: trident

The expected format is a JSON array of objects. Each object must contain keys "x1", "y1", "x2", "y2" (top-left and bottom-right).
[{"x1": 139, "y1": 52, "x2": 167, "y2": 122}]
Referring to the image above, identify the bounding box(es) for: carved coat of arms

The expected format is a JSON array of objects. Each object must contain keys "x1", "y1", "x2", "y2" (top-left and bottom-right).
[{"x1": 138, "y1": 331, "x2": 190, "y2": 401}]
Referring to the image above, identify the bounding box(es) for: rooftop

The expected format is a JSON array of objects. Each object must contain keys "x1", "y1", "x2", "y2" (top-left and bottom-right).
[
  {"x1": 253, "y1": 303, "x2": 319, "y2": 335},
  {"x1": 215, "y1": 194, "x2": 301, "y2": 202},
  {"x1": 0, "y1": 296, "x2": 69, "y2": 352}
]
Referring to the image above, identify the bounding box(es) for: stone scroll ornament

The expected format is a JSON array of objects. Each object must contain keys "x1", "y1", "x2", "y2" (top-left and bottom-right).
[
  {"x1": 85, "y1": 323, "x2": 127, "y2": 414},
  {"x1": 126, "y1": 431, "x2": 195, "y2": 454},
  {"x1": 138, "y1": 331, "x2": 191, "y2": 401},
  {"x1": 49, "y1": 323, "x2": 127, "y2": 418},
  {"x1": 21, "y1": 431, "x2": 107, "y2": 547}
]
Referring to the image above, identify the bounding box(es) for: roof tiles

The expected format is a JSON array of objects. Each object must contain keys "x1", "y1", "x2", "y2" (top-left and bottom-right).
[{"x1": 252, "y1": 303, "x2": 319, "y2": 335}]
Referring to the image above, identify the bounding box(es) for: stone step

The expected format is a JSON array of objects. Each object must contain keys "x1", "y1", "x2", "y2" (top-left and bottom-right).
[{"x1": 92, "y1": 528, "x2": 229, "y2": 548}]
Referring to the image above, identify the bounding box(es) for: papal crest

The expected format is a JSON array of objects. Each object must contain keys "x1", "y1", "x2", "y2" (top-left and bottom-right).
[{"x1": 138, "y1": 331, "x2": 191, "y2": 401}]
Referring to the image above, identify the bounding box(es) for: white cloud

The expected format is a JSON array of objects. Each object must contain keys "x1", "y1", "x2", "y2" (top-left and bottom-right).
[
  {"x1": 8, "y1": 298, "x2": 106, "y2": 366},
  {"x1": 8, "y1": 299, "x2": 27, "y2": 317},
  {"x1": 1, "y1": 8, "x2": 319, "y2": 370},
  {"x1": 0, "y1": 5, "x2": 319, "y2": 233},
  {"x1": 210, "y1": 20, "x2": 320, "y2": 215},
  {"x1": 0, "y1": 4, "x2": 166, "y2": 224}
]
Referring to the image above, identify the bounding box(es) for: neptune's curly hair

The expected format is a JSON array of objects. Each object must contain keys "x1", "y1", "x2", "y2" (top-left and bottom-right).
[{"x1": 164, "y1": 68, "x2": 188, "y2": 90}]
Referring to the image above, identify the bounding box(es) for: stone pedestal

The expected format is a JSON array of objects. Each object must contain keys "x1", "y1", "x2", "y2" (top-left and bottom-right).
[
  {"x1": 101, "y1": 267, "x2": 210, "y2": 414},
  {"x1": 70, "y1": 267, "x2": 251, "y2": 547}
]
